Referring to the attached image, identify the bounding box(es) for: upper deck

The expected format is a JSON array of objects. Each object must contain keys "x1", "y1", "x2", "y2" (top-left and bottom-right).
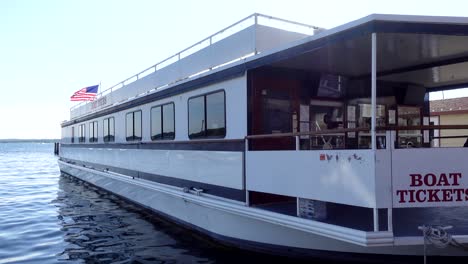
[{"x1": 69, "y1": 13, "x2": 318, "y2": 120}]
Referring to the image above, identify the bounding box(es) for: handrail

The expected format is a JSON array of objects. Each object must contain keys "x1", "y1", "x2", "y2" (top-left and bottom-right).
[
  {"x1": 245, "y1": 128, "x2": 369, "y2": 139},
  {"x1": 245, "y1": 125, "x2": 468, "y2": 139},
  {"x1": 385, "y1": 124, "x2": 468, "y2": 130},
  {"x1": 70, "y1": 13, "x2": 317, "y2": 114}
]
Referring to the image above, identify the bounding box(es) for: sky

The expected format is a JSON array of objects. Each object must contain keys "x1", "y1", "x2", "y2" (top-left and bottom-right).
[{"x1": 1, "y1": 0, "x2": 468, "y2": 139}]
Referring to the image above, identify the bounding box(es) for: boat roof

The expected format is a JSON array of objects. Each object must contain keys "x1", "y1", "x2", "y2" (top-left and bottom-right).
[{"x1": 256, "y1": 13, "x2": 468, "y2": 90}]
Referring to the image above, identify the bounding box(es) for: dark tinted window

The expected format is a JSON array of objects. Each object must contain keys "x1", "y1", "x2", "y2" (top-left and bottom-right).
[
  {"x1": 134, "y1": 111, "x2": 142, "y2": 140},
  {"x1": 126, "y1": 111, "x2": 142, "y2": 141},
  {"x1": 163, "y1": 103, "x2": 175, "y2": 139},
  {"x1": 71, "y1": 127, "x2": 75, "y2": 143},
  {"x1": 126, "y1": 113, "x2": 133, "y2": 140},
  {"x1": 109, "y1": 117, "x2": 115, "y2": 141},
  {"x1": 151, "y1": 103, "x2": 175, "y2": 140},
  {"x1": 79, "y1": 124, "x2": 86, "y2": 143},
  {"x1": 188, "y1": 96, "x2": 205, "y2": 139},
  {"x1": 103, "y1": 118, "x2": 109, "y2": 140},
  {"x1": 206, "y1": 91, "x2": 225, "y2": 137},
  {"x1": 151, "y1": 106, "x2": 162, "y2": 140},
  {"x1": 103, "y1": 117, "x2": 115, "y2": 142},
  {"x1": 89, "y1": 121, "x2": 98, "y2": 142},
  {"x1": 188, "y1": 91, "x2": 225, "y2": 139}
]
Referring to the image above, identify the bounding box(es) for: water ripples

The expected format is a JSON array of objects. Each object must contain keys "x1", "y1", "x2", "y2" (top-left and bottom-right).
[{"x1": 0, "y1": 143, "x2": 300, "y2": 264}]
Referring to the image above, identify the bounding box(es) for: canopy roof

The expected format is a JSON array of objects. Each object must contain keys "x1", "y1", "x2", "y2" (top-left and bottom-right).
[{"x1": 260, "y1": 14, "x2": 468, "y2": 92}]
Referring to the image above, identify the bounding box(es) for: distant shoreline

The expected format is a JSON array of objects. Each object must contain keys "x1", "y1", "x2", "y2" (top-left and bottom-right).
[{"x1": 0, "y1": 139, "x2": 58, "y2": 143}]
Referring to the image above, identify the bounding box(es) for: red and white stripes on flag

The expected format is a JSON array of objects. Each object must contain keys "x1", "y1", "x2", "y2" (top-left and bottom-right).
[{"x1": 70, "y1": 85, "x2": 99, "y2": 101}]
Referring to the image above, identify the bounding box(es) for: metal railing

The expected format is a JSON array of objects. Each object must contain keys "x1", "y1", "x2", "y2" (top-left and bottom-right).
[
  {"x1": 245, "y1": 125, "x2": 468, "y2": 150},
  {"x1": 70, "y1": 13, "x2": 318, "y2": 116}
]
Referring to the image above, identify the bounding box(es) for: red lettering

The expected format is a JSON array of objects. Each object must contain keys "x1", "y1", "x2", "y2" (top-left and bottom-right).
[
  {"x1": 428, "y1": 189, "x2": 441, "y2": 202},
  {"x1": 396, "y1": 190, "x2": 408, "y2": 203},
  {"x1": 442, "y1": 189, "x2": 453, "y2": 202},
  {"x1": 410, "y1": 174, "x2": 423, "y2": 187},
  {"x1": 408, "y1": 190, "x2": 416, "y2": 203},
  {"x1": 437, "y1": 173, "x2": 450, "y2": 186},
  {"x1": 416, "y1": 190, "x2": 426, "y2": 202},
  {"x1": 424, "y1": 173, "x2": 437, "y2": 186},
  {"x1": 453, "y1": 189, "x2": 464, "y2": 201},
  {"x1": 450, "y1": 173, "x2": 462, "y2": 186}
]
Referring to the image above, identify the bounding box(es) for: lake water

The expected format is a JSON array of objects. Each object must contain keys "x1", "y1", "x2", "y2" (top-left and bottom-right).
[{"x1": 0, "y1": 142, "x2": 313, "y2": 264}]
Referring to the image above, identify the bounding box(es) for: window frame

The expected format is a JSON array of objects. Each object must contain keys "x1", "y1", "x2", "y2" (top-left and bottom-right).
[
  {"x1": 103, "y1": 117, "x2": 115, "y2": 143},
  {"x1": 187, "y1": 90, "x2": 226, "y2": 139},
  {"x1": 150, "y1": 102, "x2": 175, "y2": 141},
  {"x1": 125, "y1": 110, "x2": 142, "y2": 142}
]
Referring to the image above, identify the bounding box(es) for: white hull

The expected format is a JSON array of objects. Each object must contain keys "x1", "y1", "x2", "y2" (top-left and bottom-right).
[{"x1": 58, "y1": 160, "x2": 468, "y2": 258}]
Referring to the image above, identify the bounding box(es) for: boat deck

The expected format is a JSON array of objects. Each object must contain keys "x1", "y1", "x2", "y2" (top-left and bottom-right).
[{"x1": 255, "y1": 202, "x2": 468, "y2": 236}]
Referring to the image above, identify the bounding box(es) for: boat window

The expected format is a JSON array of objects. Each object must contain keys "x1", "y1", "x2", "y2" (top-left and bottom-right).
[
  {"x1": 188, "y1": 96, "x2": 205, "y2": 139},
  {"x1": 71, "y1": 126, "x2": 74, "y2": 143},
  {"x1": 126, "y1": 110, "x2": 142, "y2": 141},
  {"x1": 103, "y1": 117, "x2": 115, "y2": 142},
  {"x1": 162, "y1": 103, "x2": 175, "y2": 139},
  {"x1": 206, "y1": 92, "x2": 226, "y2": 137},
  {"x1": 78, "y1": 124, "x2": 86, "y2": 143},
  {"x1": 89, "y1": 121, "x2": 98, "y2": 142},
  {"x1": 151, "y1": 106, "x2": 162, "y2": 140},
  {"x1": 188, "y1": 90, "x2": 226, "y2": 139},
  {"x1": 151, "y1": 103, "x2": 175, "y2": 140}
]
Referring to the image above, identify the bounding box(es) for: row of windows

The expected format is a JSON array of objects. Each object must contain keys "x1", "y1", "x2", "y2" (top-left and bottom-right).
[{"x1": 70, "y1": 90, "x2": 225, "y2": 143}]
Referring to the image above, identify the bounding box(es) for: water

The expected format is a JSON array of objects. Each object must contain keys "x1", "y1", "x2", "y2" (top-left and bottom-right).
[{"x1": 0, "y1": 142, "x2": 311, "y2": 264}]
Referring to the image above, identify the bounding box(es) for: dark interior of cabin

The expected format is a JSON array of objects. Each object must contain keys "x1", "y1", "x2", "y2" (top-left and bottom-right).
[
  {"x1": 245, "y1": 32, "x2": 468, "y2": 232},
  {"x1": 246, "y1": 32, "x2": 468, "y2": 151}
]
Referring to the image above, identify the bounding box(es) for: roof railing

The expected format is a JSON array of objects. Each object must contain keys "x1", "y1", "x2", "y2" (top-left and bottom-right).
[{"x1": 70, "y1": 13, "x2": 318, "y2": 115}]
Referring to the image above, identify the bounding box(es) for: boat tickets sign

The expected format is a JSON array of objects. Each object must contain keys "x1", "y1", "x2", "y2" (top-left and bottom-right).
[{"x1": 392, "y1": 148, "x2": 468, "y2": 208}]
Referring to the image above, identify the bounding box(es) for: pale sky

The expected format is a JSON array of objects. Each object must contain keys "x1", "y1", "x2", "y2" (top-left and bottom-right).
[{"x1": 1, "y1": 0, "x2": 468, "y2": 139}]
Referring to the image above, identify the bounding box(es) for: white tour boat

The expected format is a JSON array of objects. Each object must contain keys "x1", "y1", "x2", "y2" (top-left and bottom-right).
[{"x1": 59, "y1": 13, "x2": 468, "y2": 262}]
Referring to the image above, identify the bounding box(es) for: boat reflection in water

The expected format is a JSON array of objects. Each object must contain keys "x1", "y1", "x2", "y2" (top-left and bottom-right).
[{"x1": 54, "y1": 174, "x2": 298, "y2": 263}]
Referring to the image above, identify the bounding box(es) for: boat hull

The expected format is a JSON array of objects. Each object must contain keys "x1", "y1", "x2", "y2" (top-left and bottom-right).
[{"x1": 58, "y1": 160, "x2": 468, "y2": 262}]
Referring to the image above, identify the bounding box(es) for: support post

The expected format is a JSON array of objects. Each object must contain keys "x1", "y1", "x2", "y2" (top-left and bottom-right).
[
  {"x1": 387, "y1": 207, "x2": 393, "y2": 232},
  {"x1": 373, "y1": 208, "x2": 379, "y2": 232},
  {"x1": 371, "y1": 33, "x2": 379, "y2": 232},
  {"x1": 297, "y1": 197, "x2": 300, "y2": 217},
  {"x1": 253, "y1": 14, "x2": 258, "y2": 55},
  {"x1": 244, "y1": 138, "x2": 249, "y2": 206},
  {"x1": 371, "y1": 32, "x2": 377, "y2": 151}
]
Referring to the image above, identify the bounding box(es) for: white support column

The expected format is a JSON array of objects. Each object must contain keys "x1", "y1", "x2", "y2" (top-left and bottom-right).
[
  {"x1": 371, "y1": 32, "x2": 379, "y2": 232},
  {"x1": 373, "y1": 208, "x2": 379, "y2": 232},
  {"x1": 387, "y1": 208, "x2": 393, "y2": 232},
  {"x1": 371, "y1": 33, "x2": 377, "y2": 151},
  {"x1": 253, "y1": 14, "x2": 258, "y2": 55}
]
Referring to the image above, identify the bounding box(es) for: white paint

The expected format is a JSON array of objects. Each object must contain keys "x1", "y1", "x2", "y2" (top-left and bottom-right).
[
  {"x1": 61, "y1": 147, "x2": 243, "y2": 190},
  {"x1": 392, "y1": 148, "x2": 468, "y2": 208},
  {"x1": 375, "y1": 150, "x2": 393, "y2": 208},
  {"x1": 63, "y1": 76, "x2": 248, "y2": 143},
  {"x1": 255, "y1": 24, "x2": 308, "y2": 53},
  {"x1": 246, "y1": 150, "x2": 377, "y2": 208},
  {"x1": 58, "y1": 160, "x2": 468, "y2": 256}
]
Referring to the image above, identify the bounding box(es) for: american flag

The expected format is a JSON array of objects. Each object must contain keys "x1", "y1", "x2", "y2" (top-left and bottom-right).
[{"x1": 70, "y1": 85, "x2": 99, "y2": 101}]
